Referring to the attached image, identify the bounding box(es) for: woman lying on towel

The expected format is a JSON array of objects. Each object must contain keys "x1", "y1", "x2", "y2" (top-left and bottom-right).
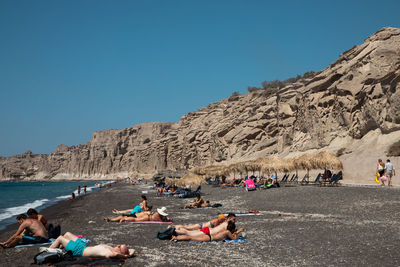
[
  {"x1": 112, "y1": 195, "x2": 150, "y2": 215},
  {"x1": 104, "y1": 207, "x2": 172, "y2": 223},
  {"x1": 171, "y1": 221, "x2": 241, "y2": 242},
  {"x1": 169, "y1": 214, "x2": 226, "y2": 230},
  {"x1": 103, "y1": 206, "x2": 153, "y2": 223}
]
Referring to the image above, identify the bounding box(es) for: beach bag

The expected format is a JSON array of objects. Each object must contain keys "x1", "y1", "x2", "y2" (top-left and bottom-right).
[
  {"x1": 33, "y1": 251, "x2": 63, "y2": 265},
  {"x1": 48, "y1": 224, "x2": 61, "y2": 239},
  {"x1": 380, "y1": 175, "x2": 387, "y2": 182},
  {"x1": 157, "y1": 227, "x2": 177, "y2": 240}
]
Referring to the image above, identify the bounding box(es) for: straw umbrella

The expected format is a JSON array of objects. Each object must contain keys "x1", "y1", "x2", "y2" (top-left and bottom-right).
[{"x1": 175, "y1": 172, "x2": 206, "y2": 188}]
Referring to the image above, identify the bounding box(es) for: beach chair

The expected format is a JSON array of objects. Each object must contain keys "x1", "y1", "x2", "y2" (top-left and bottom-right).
[
  {"x1": 330, "y1": 171, "x2": 343, "y2": 186},
  {"x1": 245, "y1": 179, "x2": 256, "y2": 191},
  {"x1": 289, "y1": 174, "x2": 298, "y2": 183},
  {"x1": 279, "y1": 173, "x2": 288, "y2": 183},
  {"x1": 321, "y1": 173, "x2": 337, "y2": 186},
  {"x1": 306, "y1": 173, "x2": 321, "y2": 185},
  {"x1": 300, "y1": 173, "x2": 309, "y2": 184}
]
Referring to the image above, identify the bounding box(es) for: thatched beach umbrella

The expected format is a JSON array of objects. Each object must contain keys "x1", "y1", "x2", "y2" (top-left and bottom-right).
[
  {"x1": 312, "y1": 151, "x2": 343, "y2": 170},
  {"x1": 174, "y1": 172, "x2": 206, "y2": 187}
]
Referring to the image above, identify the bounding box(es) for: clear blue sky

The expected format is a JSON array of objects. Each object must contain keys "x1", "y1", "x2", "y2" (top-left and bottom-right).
[{"x1": 1, "y1": 0, "x2": 399, "y2": 157}]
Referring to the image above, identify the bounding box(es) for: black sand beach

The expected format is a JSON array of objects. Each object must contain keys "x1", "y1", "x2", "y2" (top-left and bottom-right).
[{"x1": 1, "y1": 182, "x2": 399, "y2": 266}]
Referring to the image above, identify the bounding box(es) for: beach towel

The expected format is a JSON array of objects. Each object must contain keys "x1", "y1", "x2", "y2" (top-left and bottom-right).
[
  {"x1": 15, "y1": 238, "x2": 56, "y2": 248},
  {"x1": 126, "y1": 221, "x2": 172, "y2": 224},
  {"x1": 193, "y1": 237, "x2": 248, "y2": 243},
  {"x1": 219, "y1": 212, "x2": 261, "y2": 216}
]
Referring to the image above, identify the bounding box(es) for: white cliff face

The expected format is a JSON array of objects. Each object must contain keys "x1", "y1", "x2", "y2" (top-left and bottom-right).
[{"x1": 1, "y1": 27, "x2": 400, "y2": 182}]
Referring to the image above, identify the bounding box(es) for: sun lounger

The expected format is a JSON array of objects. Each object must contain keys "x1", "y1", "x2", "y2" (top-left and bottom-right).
[
  {"x1": 330, "y1": 171, "x2": 343, "y2": 186},
  {"x1": 299, "y1": 173, "x2": 309, "y2": 184},
  {"x1": 279, "y1": 173, "x2": 288, "y2": 183},
  {"x1": 289, "y1": 174, "x2": 298, "y2": 183}
]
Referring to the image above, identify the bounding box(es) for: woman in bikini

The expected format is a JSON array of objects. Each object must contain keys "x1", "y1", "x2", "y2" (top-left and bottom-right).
[
  {"x1": 117, "y1": 207, "x2": 172, "y2": 223},
  {"x1": 169, "y1": 214, "x2": 226, "y2": 230},
  {"x1": 103, "y1": 206, "x2": 153, "y2": 223},
  {"x1": 112, "y1": 195, "x2": 149, "y2": 215},
  {"x1": 171, "y1": 221, "x2": 241, "y2": 242}
]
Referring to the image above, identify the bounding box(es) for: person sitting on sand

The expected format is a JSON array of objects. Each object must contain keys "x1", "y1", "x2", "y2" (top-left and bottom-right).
[
  {"x1": 112, "y1": 195, "x2": 150, "y2": 215},
  {"x1": 184, "y1": 193, "x2": 205, "y2": 209},
  {"x1": 0, "y1": 214, "x2": 49, "y2": 248},
  {"x1": 48, "y1": 232, "x2": 134, "y2": 258},
  {"x1": 104, "y1": 207, "x2": 171, "y2": 223},
  {"x1": 27, "y1": 208, "x2": 49, "y2": 230},
  {"x1": 169, "y1": 214, "x2": 226, "y2": 231},
  {"x1": 171, "y1": 221, "x2": 242, "y2": 242}
]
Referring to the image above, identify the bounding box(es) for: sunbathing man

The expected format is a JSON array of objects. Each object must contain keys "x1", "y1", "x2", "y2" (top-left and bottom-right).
[
  {"x1": 105, "y1": 207, "x2": 171, "y2": 223},
  {"x1": 184, "y1": 193, "x2": 205, "y2": 209},
  {"x1": 49, "y1": 232, "x2": 134, "y2": 258},
  {"x1": 0, "y1": 214, "x2": 48, "y2": 248},
  {"x1": 169, "y1": 214, "x2": 226, "y2": 231},
  {"x1": 112, "y1": 195, "x2": 150, "y2": 215},
  {"x1": 171, "y1": 221, "x2": 242, "y2": 242},
  {"x1": 27, "y1": 208, "x2": 49, "y2": 230},
  {"x1": 103, "y1": 206, "x2": 153, "y2": 222},
  {"x1": 174, "y1": 213, "x2": 243, "y2": 237}
]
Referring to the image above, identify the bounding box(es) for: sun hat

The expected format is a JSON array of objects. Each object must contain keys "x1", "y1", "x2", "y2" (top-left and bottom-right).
[
  {"x1": 218, "y1": 214, "x2": 226, "y2": 219},
  {"x1": 157, "y1": 207, "x2": 168, "y2": 216}
]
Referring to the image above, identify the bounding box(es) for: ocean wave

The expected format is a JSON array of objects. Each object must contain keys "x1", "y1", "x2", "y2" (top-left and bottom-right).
[{"x1": 0, "y1": 198, "x2": 49, "y2": 222}]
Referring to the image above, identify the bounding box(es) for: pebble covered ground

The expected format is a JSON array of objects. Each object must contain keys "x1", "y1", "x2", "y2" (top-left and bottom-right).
[{"x1": 0, "y1": 182, "x2": 399, "y2": 266}]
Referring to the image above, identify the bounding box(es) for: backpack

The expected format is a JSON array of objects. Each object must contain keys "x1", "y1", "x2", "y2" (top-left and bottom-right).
[
  {"x1": 157, "y1": 227, "x2": 177, "y2": 240},
  {"x1": 33, "y1": 251, "x2": 63, "y2": 265}
]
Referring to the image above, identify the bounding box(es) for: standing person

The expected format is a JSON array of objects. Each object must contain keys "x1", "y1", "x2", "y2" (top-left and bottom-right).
[
  {"x1": 83, "y1": 184, "x2": 87, "y2": 195},
  {"x1": 0, "y1": 214, "x2": 48, "y2": 248},
  {"x1": 385, "y1": 159, "x2": 396, "y2": 187},
  {"x1": 377, "y1": 159, "x2": 386, "y2": 185},
  {"x1": 77, "y1": 186, "x2": 81, "y2": 196}
]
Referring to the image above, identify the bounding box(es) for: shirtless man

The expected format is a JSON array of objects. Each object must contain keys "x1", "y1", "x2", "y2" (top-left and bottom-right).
[
  {"x1": 171, "y1": 221, "x2": 242, "y2": 242},
  {"x1": 105, "y1": 207, "x2": 171, "y2": 223},
  {"x1": 0, "y1": 214, "x2": 49, "y2": 248},
  {"x1": 174, "y1": 213, "x2": 243, "y2": 237},
  {"x1": 169, "y1": 214, "x2": 226, "y2": 230},
  {"x1": 49, "y1": 232, "x2": 134, "y2": 258},
  {"x1": 184, "y1": 193, "x2": 205, "y2": 209},
  {"x1": 27, "y1": 208, "x2": 49, "y2": 230}
]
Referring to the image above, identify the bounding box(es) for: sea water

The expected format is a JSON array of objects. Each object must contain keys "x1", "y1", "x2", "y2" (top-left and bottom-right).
[{"x1": 0, "y1": 181, "x2": 99, "y2": 230}]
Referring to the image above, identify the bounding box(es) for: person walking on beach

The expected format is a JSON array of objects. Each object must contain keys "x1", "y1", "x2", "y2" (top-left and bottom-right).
[
  {"x1": 0, "y1": 214, "x2": 48, "y2": 248},
  {"x1": 385, "y1": 159, "x2": 395, "y2": 187},
  {"x1": 83, "y1": 184, "x2": 87, "y2": 194},
  {"x1": 77, "y1": 185, "x2": 81, "y2": 196},
  {"x1": 48, "y1": 232, "x2": 134, "y2": 258},
  {"x1": 377, "y1": 159, "x2": 386, "y2": 185}
]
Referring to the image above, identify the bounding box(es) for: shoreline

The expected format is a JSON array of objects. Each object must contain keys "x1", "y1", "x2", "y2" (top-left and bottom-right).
[{"x1": 1, "y1": 182, "x2": 399, "y2": 266}]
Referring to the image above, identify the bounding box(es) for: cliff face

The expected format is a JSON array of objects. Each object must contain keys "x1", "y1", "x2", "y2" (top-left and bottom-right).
[{"x1": 1, "y1": 27, "x2": 400, "y2": 180}]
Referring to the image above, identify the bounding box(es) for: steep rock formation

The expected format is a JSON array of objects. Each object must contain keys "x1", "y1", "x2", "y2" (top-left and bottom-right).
[{"x1": 1, "y1": 27, "x2": 400, "y2": 181}]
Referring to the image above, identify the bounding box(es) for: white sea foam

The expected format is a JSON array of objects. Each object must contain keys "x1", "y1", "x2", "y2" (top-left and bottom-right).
[{"x1": 0, "y1": 198, "x2": 49, "y2": 222}]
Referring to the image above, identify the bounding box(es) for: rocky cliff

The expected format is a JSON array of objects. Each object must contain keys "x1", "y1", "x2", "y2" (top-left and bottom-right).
[{"x1": 1, "y1": 27, "x2": 400, "y2": 182}]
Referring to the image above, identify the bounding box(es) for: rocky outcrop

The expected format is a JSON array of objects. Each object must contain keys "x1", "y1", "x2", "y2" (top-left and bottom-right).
[{"x1": 1, "y1": 27, "x2": 400, "y2": 181}]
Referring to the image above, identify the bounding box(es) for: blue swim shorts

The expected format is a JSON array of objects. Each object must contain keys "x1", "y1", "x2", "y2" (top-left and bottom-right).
[{"x1": 65, "y1": 238, "x2": 88, "y2": 257}]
